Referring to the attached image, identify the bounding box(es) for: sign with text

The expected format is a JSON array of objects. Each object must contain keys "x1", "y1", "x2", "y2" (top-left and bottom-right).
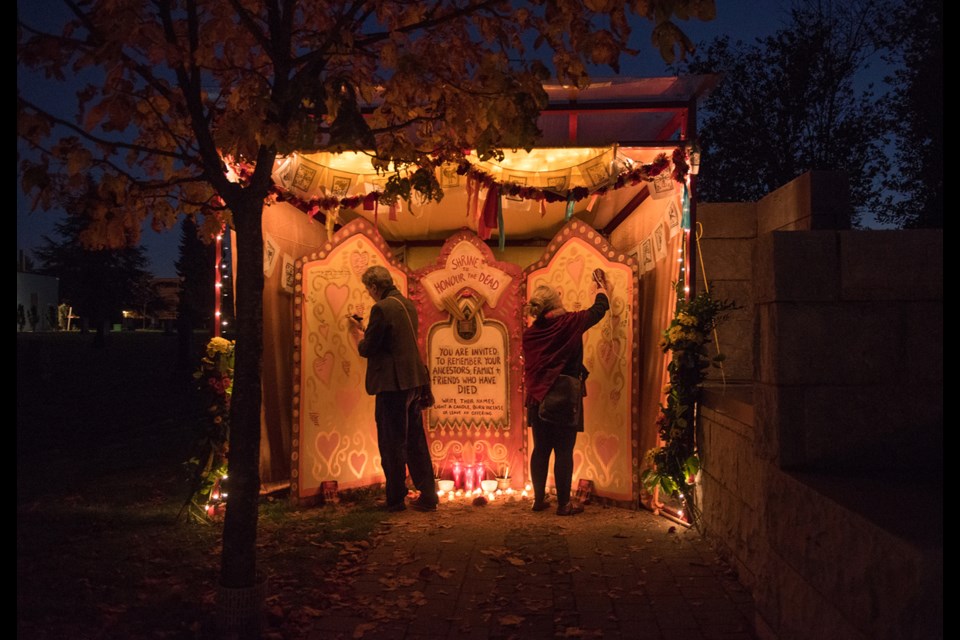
[
  {"x1": 427, "y1": 319, "x2": 509, "y2": 428},
  {"x1": 420, "y1": 241, "x2": 513, "y2": 310}
]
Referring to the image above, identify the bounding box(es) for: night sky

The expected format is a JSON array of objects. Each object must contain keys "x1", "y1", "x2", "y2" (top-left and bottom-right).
[{"x1": 16, "y1": 1, "x2": 791, "y2": 277}]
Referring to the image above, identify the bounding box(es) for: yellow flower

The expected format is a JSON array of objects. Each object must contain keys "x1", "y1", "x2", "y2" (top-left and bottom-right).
[
  {"x1": 208, "y1": 337, "x2": 234, "y2": 354},
  {"x1": 677, "y1": 313, "x2": 697, "y2": 327}
]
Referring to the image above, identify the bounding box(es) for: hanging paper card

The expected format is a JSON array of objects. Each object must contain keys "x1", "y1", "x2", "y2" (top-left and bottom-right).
[
  {"x1": 665, "y1": 200, "x2": 681, "y2": 238},
  {"x1": 652, "y1": 222, "x2": 667, "y2": 262},
  {"x1": 577, "y1": 147, "x2": 615, "y2": 188},
  {"x1": 503, "y1": 174, "x2": 527, "y2": 202},
  {"x1": 281, "y1": 253, "x2": 295, "y2": 294},
  {"x1": 647, "y1": 172, "x2": 674, "y2": 200},
  {"x1": 263, "y1": 232, "x2": 280, "y2": 278},
  {"x1": 439, "y1": 163, "x2": 461, "y2": 189},
  {"x1": 272, "y1": 156, "x2": 297, "y2": 191},
  {"x1": 640, "y1": 238, "x2": 655, "y2": 274},
  {"x1": 327, "y1": 172, "x2": 355, "y2": 199},
  {"x1": 537, "y1": 169, "x2": 572, "y2": 195},
  {"x1": 290, "y1": 155, "x2": 322, "y2": 196}
]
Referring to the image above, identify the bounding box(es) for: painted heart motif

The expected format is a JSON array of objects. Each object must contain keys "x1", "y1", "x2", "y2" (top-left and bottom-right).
[
  {"x1": 313, "y1": 351, "x2": 335, "y2": 386},
  {"x1": 349, "y1": 251, "x2": 370, "y2": 278},
  {"x1": 597, "y1": 339, "x2": 620, "y2": 372},
  {"x1": 593, "y1": 433, "x2": 620, "y2": 470},
  {"x1": 315, "y1": 431, "x2": 341, "y2": 463},
  {"x1": 317, "y1": 321, "x2": 329, "y2": 339},
  {"x1": 341, "y1": 361, "x2": 351, "y2": 376},
  {"x1": 325, "y1": 283, "x2": 349, "y2": 318},
  {"x1": 566, "y1": 255, "x2": 585, "y2": 284},
  {"x1": 349, "y1": 451, "x2": 368, "y2": 477}
]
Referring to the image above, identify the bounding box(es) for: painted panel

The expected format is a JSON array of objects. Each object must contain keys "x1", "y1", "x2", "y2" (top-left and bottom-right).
[
  {"x1": 413, "y1": 232, "x2": 527, "y2": 488},
  {"x1": 524, "y1": 220, "x2": 640, "y2": 503},
  {"x1": 292, "y1": 219, "x2": 409, "y2": 502}
]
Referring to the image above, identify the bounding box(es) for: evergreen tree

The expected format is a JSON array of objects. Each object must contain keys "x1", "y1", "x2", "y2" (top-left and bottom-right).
[
  {"x1": 175, "y1": 216, "x2": 215, "y2": 367},
  {"x1": 35, "y1": 213, "x2": 152, "y2": 347}
]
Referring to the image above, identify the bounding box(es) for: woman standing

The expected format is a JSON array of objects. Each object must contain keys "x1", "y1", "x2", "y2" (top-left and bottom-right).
[{"x1": 522, "y1": 269, "x2": 610, "y2": 515}]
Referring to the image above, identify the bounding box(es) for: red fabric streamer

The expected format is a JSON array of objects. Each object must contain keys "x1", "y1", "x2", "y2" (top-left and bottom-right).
[{"x1": 478, "y1": 184, "x2": 500, "y2": 240}]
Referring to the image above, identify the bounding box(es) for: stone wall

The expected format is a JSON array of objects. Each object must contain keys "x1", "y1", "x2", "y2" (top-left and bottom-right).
[
  {"x1": 696, "y1": 203, "x2": 757, "y2": 383},
  {"x1": 696, "y1": 172, "x2": 942, "y2": 639},
  {"x1": 699, "y1": 389, "x2": 942, "y2": 640},
  {"x1": 754, "y1": 229, "x2": 943, "y2": 472}
]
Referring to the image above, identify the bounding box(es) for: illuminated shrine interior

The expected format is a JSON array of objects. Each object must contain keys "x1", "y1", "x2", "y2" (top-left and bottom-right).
[{"x1": 254, "y1": 76, "x2": 716, "y2": 508}]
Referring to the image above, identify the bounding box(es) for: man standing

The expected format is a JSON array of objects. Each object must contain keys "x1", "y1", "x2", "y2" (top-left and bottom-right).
[{"x1": 348, "y1": 265, "x2": 438, "y2": 512}]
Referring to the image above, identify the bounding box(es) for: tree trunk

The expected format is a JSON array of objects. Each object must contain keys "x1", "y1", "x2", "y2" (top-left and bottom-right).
[{"x1": 220, "y1": 193, "x2": 265, "y2": 589}]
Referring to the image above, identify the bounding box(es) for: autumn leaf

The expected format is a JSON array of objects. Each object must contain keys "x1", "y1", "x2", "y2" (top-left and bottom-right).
[
  {"x1": 352, "y1": 622, "x2": 378, "y2": 638},
  {"x1": 499, "y1": 614, "x2": 525, "y2": 626}
]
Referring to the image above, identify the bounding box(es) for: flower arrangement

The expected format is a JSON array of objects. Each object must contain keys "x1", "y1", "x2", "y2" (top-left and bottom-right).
[
  {"x1": 642, "y1": 292, "x2": 737, "y2": 527},
  {"x1": 181, "y1": 336, "x2": 234, "y2": 522}
]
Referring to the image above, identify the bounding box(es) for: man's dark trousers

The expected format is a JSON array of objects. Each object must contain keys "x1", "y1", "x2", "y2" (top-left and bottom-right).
[{"x1": 375, "y1": 388, "x2": 437, "y2": 508}]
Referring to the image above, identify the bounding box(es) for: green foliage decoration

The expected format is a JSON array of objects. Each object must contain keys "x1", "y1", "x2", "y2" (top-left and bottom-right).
[
  {"x1": 181, "y1": 337, "x2": 235, "y2": 522},
  {"x1": 642, "y1": 291, "x2": 736, "y2": 527}
]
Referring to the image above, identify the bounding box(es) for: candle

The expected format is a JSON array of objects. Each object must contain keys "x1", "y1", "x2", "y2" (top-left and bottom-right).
[
  {"x1": 475, "y1": 462, "x2": 485, "y2": 486},
  {"x1": 453, "y1": 461, "x2": 462, "y2": 489},
  {"x1": 465, "y1": 465, "x2": 474, "y2": 492}
]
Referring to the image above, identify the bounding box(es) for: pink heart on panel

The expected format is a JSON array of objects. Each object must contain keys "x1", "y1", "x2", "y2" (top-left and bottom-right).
[
  {"x1": 593, "y1": 433, "x2": 620, "y2": 469},
  {"x1": 565, "y1": 255, "x2": 585, "y2": 284},
  {"x1": 314, "y1": 431, "x2": 341, "y2": 463},
  {"x1": 313, "y1": 351, "x2": 335, "y2": 386},
  {"x1": 597, "y1": 339, "x2": 621, "y2": 372},
  {"x1": 325, "y1": 283, "x2": 349, "y2": 318},
  {"x1": 349, "y1": 451, "x2": 368, "y2": 477},
  {"x1": 350, "y1": 251, "x2": 371, "y2": 279}
]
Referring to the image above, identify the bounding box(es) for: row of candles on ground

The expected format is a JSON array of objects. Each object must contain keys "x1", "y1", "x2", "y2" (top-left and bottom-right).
[
  {"x1": 437, "y1": 461, "x2": 531, "y2": 502},
  {"x1": 449, "y1": 461, "x2": 501, "y2": 492}
]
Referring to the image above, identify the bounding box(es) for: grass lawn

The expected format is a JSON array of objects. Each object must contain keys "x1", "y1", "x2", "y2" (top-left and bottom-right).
[{"x1": 17, "y1": 331, "x2": 388, "y2": 639}]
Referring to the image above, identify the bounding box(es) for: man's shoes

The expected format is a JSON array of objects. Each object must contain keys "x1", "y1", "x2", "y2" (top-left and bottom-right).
[
  {"x1": 408, "y1": 496, "x2": 438, "y2": 512},
  {"x1": 556, "y1": 502, "x2": 584, "y2": 516},
  {"x1": 376, "y1": 501, "x2": 406, "y2": 512},
  {"x1": 531, "y1": 498, "x2": 551, "y2": 512}
]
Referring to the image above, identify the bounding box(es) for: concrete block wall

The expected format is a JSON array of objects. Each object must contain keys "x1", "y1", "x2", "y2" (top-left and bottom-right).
[
  {"x1": 696, "y1": 203, "x2": 757, "y2": 383},
  {"x1": 754, "y1": 229, "x2": 943, "y2": 472},
  {"x1": 698, "y1": 389, "x2": 942, "y2": 640}
]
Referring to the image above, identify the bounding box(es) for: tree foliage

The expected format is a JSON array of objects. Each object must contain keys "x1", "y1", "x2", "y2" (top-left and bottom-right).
[
  {"x1": 877, "y1": 0, "x2": 942, "y2": 228},
  {"x1": 35, "y1": 211, "x2": 154, "y2": 340},
  {"x1": 18, "y1": 0, "x2": 715, "y2": 592},
  {"x1": 681, "y1": 1, "x2": 893, "y2": 224},
  {"x1": 175, "y1": 216, "x2": 214, "y2": 328}
]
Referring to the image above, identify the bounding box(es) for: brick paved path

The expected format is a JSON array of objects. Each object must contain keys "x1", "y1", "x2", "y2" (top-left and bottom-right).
[{"x1": 308, "y1": 496, "x2": 757, "y2": 640}]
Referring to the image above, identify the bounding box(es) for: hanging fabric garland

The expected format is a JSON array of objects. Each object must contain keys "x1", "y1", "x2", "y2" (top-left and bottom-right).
[
  {"x1": 682, "y1": 183, "x2": 691, "y2": 230},
  {"x1": 565, "y1": 192, "x2": 575, "y2": 221}
]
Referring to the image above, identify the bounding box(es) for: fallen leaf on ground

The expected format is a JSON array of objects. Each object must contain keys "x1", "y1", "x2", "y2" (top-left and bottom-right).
[
  {"x1": 352, "y1": 622, "x2": 378, "y2": 638},
  {"x1": 499, "y1": 614, "x2": 524, "y2": 626}
]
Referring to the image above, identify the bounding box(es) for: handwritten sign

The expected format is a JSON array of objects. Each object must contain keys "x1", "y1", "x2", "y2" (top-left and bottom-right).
[
  {"x1": 427, "y1": 320, "x2": 509, "y2": 427},
  {"x1": 421, "y1": 242, "x2": 513, "y2": 310}
]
